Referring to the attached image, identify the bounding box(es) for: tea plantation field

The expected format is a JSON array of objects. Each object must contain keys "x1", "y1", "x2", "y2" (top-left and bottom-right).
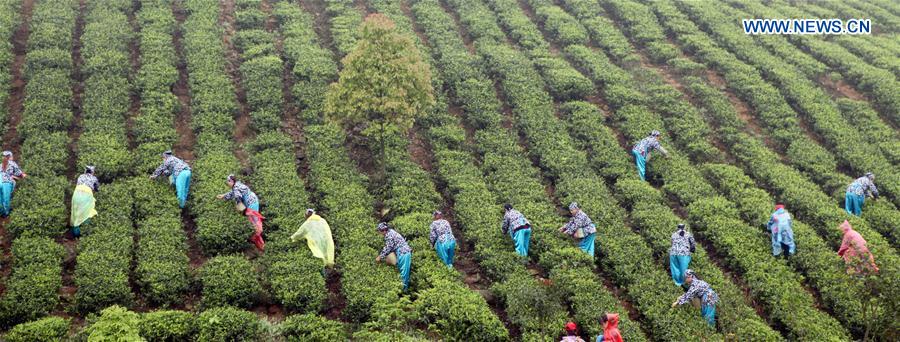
[{"x1": 0, "y1": 0, "x2": 898, "y2": 340}]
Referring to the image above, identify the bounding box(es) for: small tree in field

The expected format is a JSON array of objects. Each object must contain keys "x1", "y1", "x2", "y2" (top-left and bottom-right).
[{"x1": 325, "y1": 14, "x2": 434, "y2": 167}]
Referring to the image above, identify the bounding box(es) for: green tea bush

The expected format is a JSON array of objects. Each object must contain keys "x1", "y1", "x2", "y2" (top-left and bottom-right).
[
  {"x1": 200, "y1": 255, "x2": 262, "y2": 309},
  {"x1": 4, "y1": 317, "x2": 69, "y2": 342},
  {"x1": 279, "y1": 314, "x2": 347, "y2": 341},
  {"x1": 83, "y1": 306, "x2": 144, "y2": 341},
  {"x1": 196, "y1": 307, "x2": 261, "y2": 341},
  {"x1": 139, "y1": 310, "x2": 196, "y2": 341},
  {"x1": 0, "y1": 237, "x2": 63, "y2": 327},
  {"x1": 133, "y1": 180, "x2": 190, "y2": 306}
]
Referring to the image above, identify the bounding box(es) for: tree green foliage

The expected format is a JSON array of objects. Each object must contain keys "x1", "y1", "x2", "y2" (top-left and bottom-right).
[{"x1": 325, "y1": 13, "x2": 434, "y2": 151}]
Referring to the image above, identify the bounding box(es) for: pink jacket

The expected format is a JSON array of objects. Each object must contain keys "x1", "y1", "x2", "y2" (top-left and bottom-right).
[{"x1": 837, "y1": 220, "x2": 878, "y2": 273}]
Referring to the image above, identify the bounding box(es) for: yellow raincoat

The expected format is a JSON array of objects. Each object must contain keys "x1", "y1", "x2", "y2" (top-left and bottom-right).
[
  {"x1": 70, "y1": 184, "x2": 97, "y2": 227},
  {"x1": 291, "y1": 214, "x2": 335, "y2": 266}
]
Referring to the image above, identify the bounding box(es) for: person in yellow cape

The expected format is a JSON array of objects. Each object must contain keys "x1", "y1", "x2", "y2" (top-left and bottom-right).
[
  {"x1": 70, "y1": 166, "x2": 99, "y2": 237},
  {"x1": 291, "y1": 209, "x2": 335, "y2": 268}
]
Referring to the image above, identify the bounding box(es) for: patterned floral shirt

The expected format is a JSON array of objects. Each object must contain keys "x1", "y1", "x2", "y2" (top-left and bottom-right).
[
  {"x1": 677, "y1": 278, "x2": 719, "y2": 307},
  {"x1": 380, "y1": 229, "x2": 412, "y2": 258},
  {"x1": 847, "y1": 176, "x2": 878, "y2": 197},
  {"x1": 152, "y1": 156, "x2": 191, "y2": 178},
  {"x1": 563, "y1": 210, "x2": 597, "y2": 236},
  {"x1": 429, "y1": 219, "x2": 456, "y2": 246},
  {"x1": 1, "y1": 161, "x2": 23, "y2": 184},
  {"x1": 501, "y1": 209, "x2": 530, "y2": 234},
  {"x1": 632, "y1": 136, "x2": 668, "y2": 158},
  {"x1": 669, "y1": 231, "x2": 695, "y2": 256},
  {"x1": 221, "y1": 181, "x2": 258, "y2": 207},
  {"x1": 76, "y1": 173, "x2": 100, "y2": 192}
]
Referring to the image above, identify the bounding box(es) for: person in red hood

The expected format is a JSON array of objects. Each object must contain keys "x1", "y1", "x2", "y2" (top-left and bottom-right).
[
  {"x1": 837, "y1": 220, "x2": 878, "y2": 275},
  {"x1": 560, "y1": 322, "x2": 585, "y2": 342},
  {"x1": 595, "y1": 313, "x2": 623, "y2": 342}
]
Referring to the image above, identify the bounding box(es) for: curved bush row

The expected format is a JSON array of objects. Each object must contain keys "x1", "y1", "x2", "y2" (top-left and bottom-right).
[
  {"x1": 834, "y1": 98, "x2": 900, "y2": 167},
  {"x1": 554, "y1": 0, "x2": 632, "y2": 60},
  {"x1": 678, "y1": 1, "x2": 900, "y2": 210},
  {"x1": 133, "y1": 0, "x2": 180, "y2": 172},
  {"x1": 0, "y1": 237, "x2": 63, "y2": 328},
  {"x1": 820, "y1": 0, "x2": 900, "y2": 33},
  {"x1": 74, "y1": 181, "x2": 134, "y2": 313},
  {"x1": 322, "y1": 0, "x2": 362, "y2": 56},
  {"x1": 77, "y1": 0, "x2": 134, "y2": 181},
  {"x1": 832, "y1": 36, "x2": 900, "y2": 79},
  {"x1": 272, "y1": 1, "x2": 336, "y2": 120},
  {"x1": 8, "y1": 0, "x2": 78, "y2": 239},
  {"x1": 6, "y1": 305, "x2": 347, "y2": 341},
  {"x1": 181, "y1": 0, "x2": 248, "y2": 256},
  {"x1": 646, "y1": 2, "x2": 900, "y2": 333}
]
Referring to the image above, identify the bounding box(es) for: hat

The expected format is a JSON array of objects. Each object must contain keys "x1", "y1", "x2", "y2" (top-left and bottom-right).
[
  {"x1": 568, "y1": 202, "x2": 579, "y2": 210},
  {"x1": 774, "y1": 204, "x2": 785, "y2": 211},
  {"x1": 685, "y1": 269, "x2": 697, "y2": 279},
  {"x1": 650, "y1": 130, "x2": 661, "y2": 137},
  {"x1": 565, "y1": 322, "x2": 577, "y2": 331},
  {"x1": 839, "y1": 220, "x2": 852, "y2": 233},
  {"x1": 85, "y1": 165, "x2": 95, "y2": 174},
  {"x1": 162, "y1": 150, "x2": 173, "y2": 157},
  {"x1": 2, "y1": 151, "x2": 12, "y2": 157},
  {"x1": 433, "y1": 210, "x2": 442, "y2": 216},
  {"x1": 865, "y1": 172, "x2": 874, "y2": 179},
  {"x1": 226, "y1": 174, "x2": 236, "y2": 182},
  {"x1": 377, "y1": 222, "x2": 390, "y2": 232},
  {"x1": 306, "y1": 208, "x2": 315, "y2": 215},
  {"x1": 677, "y1": 223, "x2": 685, "y2": 230},
  {"x1": 503, "y1": 203, "x2": 513, "y2": 211}
]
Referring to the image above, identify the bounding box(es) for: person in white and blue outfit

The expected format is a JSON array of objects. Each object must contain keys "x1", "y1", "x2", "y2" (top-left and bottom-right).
[
  {"x1": 631, "y1": 130, "x2": 669, "y2": 181},
  {"x1": 844, "y1": 173, "x2": 878, "y2": 216},
  {"x1": 501, "y1": 203, "x2": 532, "y2": 257},
  {"x1": 559, "y1": 202, "x2": 597, "y2": 257},
  {"x1": 766, "y1": 204, "x2": 795, "y2": 259},
  {"x1": 672, "y1": 269, "x2": 719, "y2": 328},
  {"x1": 669, "y1": 223, "x2": 694, "y2": 286},
  {"x1": 376, "y1": 222, "x2": 412, "y2": 291},
  {"x1": 150, "y1": 150, "x2": 192, "y2": 208},
  {"x1": 429, "y1": 210, "x2": 456, "y2": 268},
  {"x1": 0, "y1": 151, "x2": 27, "y2": 217}
]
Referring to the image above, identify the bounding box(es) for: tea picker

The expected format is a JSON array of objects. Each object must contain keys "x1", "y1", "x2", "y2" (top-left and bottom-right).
[
  {"x1": 559, "y1": 202, "x2": 597, "y2": 257},
  {"x1": 671, "y1": 269, "x2": 719, "y2": 328},
  {"x1": 0, "y1": 150, "x2": 27, "y2": 217},
  {"x1": 70, "y1": 166, "x2": 99, "y2": 237},
  {"x1": 631, "y1": 130, "x2": 669, "y2": 181},
  {"x1": 291, "y1": 209, "x2": 335, "y2": 269},
  {"x1": 766, "y1": 204, "x2": 795, "y2": 259},
  {"x1": 559, "y1": 322, "x2": 586, "y2": 342},
  {"x1": 837, "y1": 220, "x2": 879, "y2": 275},
  {"x1": 429, "y1": 210, "x2": 456, "y2": 268},
  {"x1": 669, "y1": 223, "x2": 695, "y2": 286},
  {"x1": 596, "y1": 313, "x2": 623, "y2": 342},
  {"x1": 149, "y1": 150, "x2": 192, "y2": 208},
  {"x1": 216, "y1": 174, "x2": 265, "y2": 251},
  {"x1": 375, "y1": 222, "x2": 412, "y2": 291},
  {"x1": 501, "y1": 203, "x2": 532, "y2": 256},
  {"x1": 844, "y1": 172, "x2": 878, "y2": 216}
]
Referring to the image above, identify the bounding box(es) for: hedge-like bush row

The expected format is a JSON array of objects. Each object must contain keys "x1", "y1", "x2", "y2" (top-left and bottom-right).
[
  {"x1": 133, "y1": 0, "x2": 180, "y2": 172},
  {"x1": 322, "y1": 0, "x2": 362, "y2": 56},
  {"x1": 132, "y1": 179, "x2": 190, "y2": 307},
  {"x1": 181, "y1": 0, "x2": 249, "y2": 256},
  {"x1": 74, "y1": 181, "x2": 134, "y2": 312},
  {"x1": 438, "y1": 1, "x2": 662, "y2": 339},
  {"x1": 199, "y1": 255, "x2": 262, "y2": 309},
  {"x1": 272, "y1": 1, "x2": 336, "y2": 120},
  {"x1": 3, "y1": 316, "x2": 69, "y2": 342},
  {"x1": 678, "y1": 1, "x2": 900, "y2": 209},
  {"x1": 77, "y1": 0, "x2": 134, "y2": 181},
  {"x1": 835, "y1": 99, "x2": 900, "y2": 167},
  {"x1": 0, "y1": 0, "x2": 20, "y2": 135},
  {"x1": 0, "y1": 237, "x2": 63, "y2": 327},
  {"x1": 554, "y1": 0, "x2": 632, "y2": 60},
  {"x1": 235, "y1": 0, "x2": 281, "y2": 132},
  {"x1": 816, "y1": 0, "x2": 900, "y2": 33},
  {"x1": 650, "y1": 0, "x2": 900, "y2": 273},
  {"x1": 640, "y1": 3, "x2": 900, "y2": 334}
]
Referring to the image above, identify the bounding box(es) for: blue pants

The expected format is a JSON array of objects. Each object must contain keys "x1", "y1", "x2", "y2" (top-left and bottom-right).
[
  {"x1": 845, "y1": 192, "x2": 864, "y2": 216},
  {"x1": 580, "y1": 233, "x2": 596, "y2": 257},
  {"x1": 72, "y1": 218, "x2": 89, "y2": 237},
  {"x1": 512, "y1": 228, "x2": 531, "y2": 256},
  {"x1": 632, "y1": 150, "x2": 647, "y2": 181},
  {"x1": 596, "y1": 335, "x2": 604, "y2": 342},
  {"x1": 669, "y1": 254, "x2": 691, "y2": 286},
  {"x1": 701, "y1": 303, "x2": 716, "y2": 327},
  {"x1": 397, "y1": 252, "x2": 411, "y2": 291},
  {"x1": 435, "y1": 239, "x2": 456, "y2": 268},
  {"x1": 173, "y1": 170, "x2": 191, "y2": 208},
  {"x1": 0, "y1": 182, "x2": 13, "y2": 217}
]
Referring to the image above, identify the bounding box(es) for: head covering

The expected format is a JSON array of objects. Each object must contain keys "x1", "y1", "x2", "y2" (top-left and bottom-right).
[
  {"x1": 774, "y1": 204, "x2": 785, "y2": 211},
  {"x1": 677, "y1": 223, "x2": 685, "y2": 230},
  {"x1": 839, "y1": 220, "x2": 853, "y2": 233},
  {"x1": 162, "y1": 150, "x2": 173, "y2": 157},
  {"x1": 306, "y1": 208, "x2": 315, "y2": 216},
  {"x1": 433, "y1": 210, "x2": 442, "y2": 217},
  {"x1": 684, "y1": 269, "x2": 697, "y2": 279},
  {"x1": 865, "y1": 172, "x2": 874, "y2": 179},
  {"x1": 565, "y1": 322, "x2": 577, "y2": 332},
  {"x1": 377, "y1": 222, "x2": 390, "y2": 232},
  {"x1": 85, "y1": 165, "x2": 95, "y2": 174},
  {"x1": 503, "y1": 203, "x2": 513, "y2": 211},
  {"x1": 568, "y1": 202, "x2": 579, "y2": 211},
  {"x1": 226, "y1": 174, "x2": 236, "y2": 183},
  {"x1": 2, "y1": 151, "x2": 11, "y2": 157},
  {"x1": 650, "y1": 130, "x2": 661, "y2": 137}
]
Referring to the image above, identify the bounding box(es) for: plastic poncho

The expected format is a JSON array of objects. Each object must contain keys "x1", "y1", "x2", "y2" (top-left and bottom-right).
[
  {"x1": 601, "y1": 313, "x2": 623, "y2": 342},
  {"x1": 837, "y1": 220, "x2": 878, "y2": 274},
  {"x1": 291, "y1": 214, "x2": 335, "y2": 266},
  {"x1": 70, "y1": 184, "x2": 98, "y2": 228}
]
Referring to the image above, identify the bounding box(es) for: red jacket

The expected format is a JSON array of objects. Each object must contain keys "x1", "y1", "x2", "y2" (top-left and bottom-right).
[{"x1": 603, "y1": 314, "x2": 623, "y2": 342}]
